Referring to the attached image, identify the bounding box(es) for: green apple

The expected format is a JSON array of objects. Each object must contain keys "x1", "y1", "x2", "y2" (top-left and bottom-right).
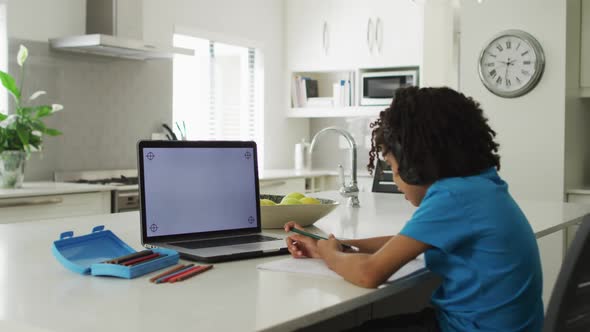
[
  {"x1": 299, "y1": 197, "x2": 320, "y2": 205},
  {"x1": 260, "y1": 199, "x2": 277, "y2": 206},
  {"x1": 280, "y1": 197, "x2": 303, "y2": 205},
  {"x1": 284, "y1": 192, "x2": 305, "y2": 200}
]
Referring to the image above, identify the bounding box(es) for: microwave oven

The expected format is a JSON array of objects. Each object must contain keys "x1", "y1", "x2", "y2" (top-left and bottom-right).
[{"x1": 360, "y1": 68, "x2": 419, "y2": 106}]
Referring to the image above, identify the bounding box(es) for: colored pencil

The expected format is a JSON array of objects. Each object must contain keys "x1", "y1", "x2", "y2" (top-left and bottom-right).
[
  {"x1": 122, "y1": 253, "x2": 162, "y2": 266},
  {"x1": 103, "y1": 249, "x2": 153, "y2": 264},
  {"x1": 169, "y1": 265, "x2": 213, "y2": 283},
  {"x1": 149, "y1": 264, "x2": 186, "y2": 283},
  {"x1": 155, "y1": 264, "x2": 195, "y2": 284}
]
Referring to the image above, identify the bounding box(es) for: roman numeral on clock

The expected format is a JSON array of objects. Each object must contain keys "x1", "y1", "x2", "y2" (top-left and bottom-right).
[
  {"x1": 496, "y1": 44, "x2": 503, "y2": 52},
  {"x1": 489, "y1": 69, "x2": 497, "y2": 78}
]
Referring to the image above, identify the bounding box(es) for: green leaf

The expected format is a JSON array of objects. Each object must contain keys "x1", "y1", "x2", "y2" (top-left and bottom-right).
[
  {"x1": 16, "y1": 125, "x2": 29, "y2": 146},
  {"x1": 0, "y1": 70, "x2": 21, "y2": 103},
  {"x1": 32, "y1": 121, "x2": 46, "y2": 131},
  {"x1": 34, "y1": 105, "x2": 53, "y2": 118},
  {"x1": 44, "y1": 128, "x2": 62, "y2": 136},
  {"x1": 0, "y1": 113, "x2": 7, "y2": 121}
]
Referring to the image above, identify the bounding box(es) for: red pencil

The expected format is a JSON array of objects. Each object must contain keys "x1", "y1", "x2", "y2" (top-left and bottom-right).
[
  {"x1": 169, "y1": 265, "x2": 213, "y2": 283},
  {"x1": 149, "y1": 264, "x2": 186, "y2": 283},
  {"x1": 122, "y1": 253, "x2": 161, "y2": 266}
]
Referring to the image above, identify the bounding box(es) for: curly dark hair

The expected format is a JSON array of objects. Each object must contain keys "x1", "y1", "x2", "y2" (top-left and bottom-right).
[{"x1": 368, "y1": 86, "x2": 500, "y2": 184}]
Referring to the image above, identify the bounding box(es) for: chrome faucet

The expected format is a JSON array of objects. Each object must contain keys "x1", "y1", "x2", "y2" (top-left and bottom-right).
[{"x1": 308, "y1": 127, "x2": 360, "y2": 208}]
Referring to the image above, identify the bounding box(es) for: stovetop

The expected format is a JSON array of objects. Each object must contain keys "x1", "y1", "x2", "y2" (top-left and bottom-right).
[
  {"x1": 54, "y1": 169, "x2": 139, "y2": 190},
  {"x1": 72, "y1": 175, "x2": 138, "y2": 186}
]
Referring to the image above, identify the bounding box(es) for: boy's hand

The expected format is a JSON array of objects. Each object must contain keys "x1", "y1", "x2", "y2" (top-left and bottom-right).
[
  {"x1": 284, "y1": 221, "x2": 320, "y2": 258},
  {"x1": 317, "y1": 234, "x2": 343, "y2": 257}
]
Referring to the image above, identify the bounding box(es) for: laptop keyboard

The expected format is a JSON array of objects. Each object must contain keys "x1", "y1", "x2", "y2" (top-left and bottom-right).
[{"x1": 174, "y1": 235, "x2": 280, "y2": 249}]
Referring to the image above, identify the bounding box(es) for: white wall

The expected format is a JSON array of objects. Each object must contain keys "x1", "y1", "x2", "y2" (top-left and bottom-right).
[
  {"x1": 6, "y1": 0, "x2": 84, "y2": 40},
  {"x1": 143, "y1": 0, "x2": 309, "y2": 170},
  {"x1": 460, "y1": 0, "x2": 567, "y2": 201},
  {"x1": 422, "y1": 0, "x2": 459, "y2": 89}
]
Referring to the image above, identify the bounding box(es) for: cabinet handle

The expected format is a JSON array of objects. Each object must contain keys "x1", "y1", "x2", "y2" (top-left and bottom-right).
[
  {"x1": 367, "y1": 18, "x2": 374, "y2": 53},
  {"x1": 260, "y1": 181, "x2": 287, "y2": 188},
  {"x1": 375, "y1": 17, "x2": 382, "y2": 54},
  {"x1": 322, "y1": 21, "x2": 329, "y2": 55},
  {"x1": 0, "y1": 197, "x2": 64, "y2": 208}
]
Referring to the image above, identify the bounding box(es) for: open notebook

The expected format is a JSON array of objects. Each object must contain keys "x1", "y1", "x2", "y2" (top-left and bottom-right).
[{"x1": 257, "y1": 255, "x2": 426, "y2": 286}]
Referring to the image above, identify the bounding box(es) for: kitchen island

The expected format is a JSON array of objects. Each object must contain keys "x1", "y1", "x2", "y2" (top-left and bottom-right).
[
  {"x1": 0, "y1": 191, "x2": 587, "y2": 332},
  {"x1": 0, "y1": 182, "x2": 112, "y2": 224}
]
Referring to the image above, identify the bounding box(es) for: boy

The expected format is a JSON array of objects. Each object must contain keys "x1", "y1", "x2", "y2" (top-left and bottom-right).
[{"x1": 284, "y1": 87, "x2": 543, "y2": 331}]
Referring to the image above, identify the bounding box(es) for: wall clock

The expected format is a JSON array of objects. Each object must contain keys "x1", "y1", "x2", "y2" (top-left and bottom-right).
[{"x1": 478, "y1": 29, "x2": 545, "y2": 98}]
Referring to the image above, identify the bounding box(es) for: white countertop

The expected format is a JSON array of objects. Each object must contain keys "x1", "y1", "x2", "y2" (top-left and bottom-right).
[
  {"x1": 566, "y1": 187, "x2": 590, "y2": 195},
  {"x1": 0, "y1": 191, "x2": 588, "y2": 332},
  {"x1": 310, "y1": 192, "x2": 590, "y2": 239},
  {"x1": 0, "y1": 182, "x2": 114, "y2": 199},
  {"x1": 259, "y1": 168, "x2": 372, "y2": 180}
]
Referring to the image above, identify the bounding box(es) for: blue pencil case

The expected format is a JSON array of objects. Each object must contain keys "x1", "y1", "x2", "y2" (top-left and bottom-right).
[{"x1": 52, "y1": 225, "x2": 179, "y2": 279}]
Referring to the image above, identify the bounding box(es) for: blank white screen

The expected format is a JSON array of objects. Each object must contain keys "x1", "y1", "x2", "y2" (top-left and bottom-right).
[{"x1": 142, "y1": 147, "x2": 258, "y2": 237}]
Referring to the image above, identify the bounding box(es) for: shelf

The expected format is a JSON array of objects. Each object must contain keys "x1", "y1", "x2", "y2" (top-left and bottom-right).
[{"x1": 287, "y1": 106, "x2": 384, "y2": 118}]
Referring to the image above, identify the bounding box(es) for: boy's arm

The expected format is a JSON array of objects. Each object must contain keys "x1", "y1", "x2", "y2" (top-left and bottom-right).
[
  {"x1": 318, "y1": 234, "x2": 430, "y2": 288},
  {"x1": 341, "y1": 236, "x2": 393, "y2": 254}
]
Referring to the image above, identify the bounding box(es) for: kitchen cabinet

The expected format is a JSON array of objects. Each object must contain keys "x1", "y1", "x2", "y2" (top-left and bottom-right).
[
  {"x1": 564, "y1": 190, "x2": 590, "y2": 248},
  {"x1": 259, "y1": 178, "x2": 306, "y2": 195},
  {"x1": 286, "y1": 0, "x2": 424, "y2": 71},
  {"x1": 285, "y1": 0, "x2": 336, "y2": 71},
  {"x1": 0, "y1": 191, "x2": 111, "y2": 224},
  {"x1": 581, "y1": 0, "x2": 590, "y2": 95},
  {"x1": 260, "y1": 176, "x2": 342, "y2": 195},
  {"x1": 537, "y1": 230, "x2": 564, "y2": 310}
]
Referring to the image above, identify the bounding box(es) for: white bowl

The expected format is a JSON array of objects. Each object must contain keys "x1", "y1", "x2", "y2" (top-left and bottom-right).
[{"x1": 260, "y1": 194, "x2": 339, "y2": 229}]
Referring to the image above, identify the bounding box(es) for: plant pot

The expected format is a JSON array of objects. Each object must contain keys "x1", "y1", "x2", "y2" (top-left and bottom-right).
[{"x1": 0, "y1": 151, "x2": 28, "y2": 188}]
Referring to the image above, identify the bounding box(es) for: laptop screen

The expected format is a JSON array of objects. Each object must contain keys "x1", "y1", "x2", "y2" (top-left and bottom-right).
[{"x1": 139, "y1": 143, "x2": 259, "y2": 239}]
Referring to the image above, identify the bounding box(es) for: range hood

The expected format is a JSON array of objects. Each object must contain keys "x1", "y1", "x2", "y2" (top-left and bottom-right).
[{"x1": 49, "y1": 0, "x2": 193, "y2": 60}]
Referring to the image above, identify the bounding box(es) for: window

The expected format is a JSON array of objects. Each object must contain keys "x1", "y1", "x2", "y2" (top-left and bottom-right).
[
  {"x1": 173, "y1": 34, "x2": 264, "y2": 168},
  {"x1": 0, "y1": 2, "x2": 7, "y2": 114}
]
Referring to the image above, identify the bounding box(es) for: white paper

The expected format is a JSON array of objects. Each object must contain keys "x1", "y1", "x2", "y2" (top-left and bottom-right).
[{"x1": 257, "y1": 256, "x2": 426, "y2": 284}]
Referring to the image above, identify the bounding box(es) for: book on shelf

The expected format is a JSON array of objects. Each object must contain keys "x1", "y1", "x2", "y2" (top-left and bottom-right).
[
  {"x1": 333, "y1": 79, "x2": 352, "y2": 107},
  {"x1": 291, "y1": 75, "x2": 319, "y2": 108},
  {"x1": 291, "y1": 71, "x2": 355, "y2": 109}
]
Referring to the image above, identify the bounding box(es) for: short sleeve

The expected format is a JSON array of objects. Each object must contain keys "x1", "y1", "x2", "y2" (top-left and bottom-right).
[{"x1": 400, "y1": 188, "x2": 473, "y2": 252}]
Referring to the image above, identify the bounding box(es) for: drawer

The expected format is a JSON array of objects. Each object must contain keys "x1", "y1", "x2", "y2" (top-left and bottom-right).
[
  {"x1": 0, "y1": 192, "x2": 111, "y2": 224},
  {"x1": 566, "y1": 193, "x2": 590, "y2": 204}
]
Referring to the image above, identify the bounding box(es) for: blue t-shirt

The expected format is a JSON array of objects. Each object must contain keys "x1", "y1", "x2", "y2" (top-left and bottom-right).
[{"x1": 400, "y1": 167, "x2": 543, "y2": 332}]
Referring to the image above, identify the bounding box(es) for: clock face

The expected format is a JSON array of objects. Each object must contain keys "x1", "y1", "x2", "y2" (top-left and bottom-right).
[{"x1": 478, "y1": 30, "x2": 545, "y2": 98}]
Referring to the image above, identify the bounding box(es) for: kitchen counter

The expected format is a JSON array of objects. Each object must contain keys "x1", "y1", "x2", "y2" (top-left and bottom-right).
[
  {"x1": 0, "y1": 191, "x2": 588, "y2": 331},
  {"x1": 566, "y1": 187, "x2": 590, "y2": 195},
  {"x1": 0, "y1": 182, "x2": 114, "y2": 199},
  {"x1": 259, "y1": 168, "x2": 372, "y2": 181}
]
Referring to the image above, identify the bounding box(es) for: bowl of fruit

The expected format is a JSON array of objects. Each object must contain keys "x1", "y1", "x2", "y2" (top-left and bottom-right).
[{"x1": 259, "y1": 192, "x2": 339, "y2": 229}]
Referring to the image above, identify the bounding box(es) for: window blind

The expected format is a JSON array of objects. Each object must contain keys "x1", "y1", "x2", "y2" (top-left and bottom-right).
[{"x1": 173, "y1": 34, "x2": 260, "y2": 144}]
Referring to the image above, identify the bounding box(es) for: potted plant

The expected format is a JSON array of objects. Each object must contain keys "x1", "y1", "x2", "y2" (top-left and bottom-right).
[{"x1": 0, "y1": 45, "x2": 63, "y2": 188}]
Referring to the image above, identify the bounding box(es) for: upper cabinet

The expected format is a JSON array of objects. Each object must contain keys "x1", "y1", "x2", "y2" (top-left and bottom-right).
[
  {"x1": 285, "y1": 0, "x2": 424, "y2": 71},
  {"x1": 581, "y1": 0, "x2": 590, "y2": 96}
]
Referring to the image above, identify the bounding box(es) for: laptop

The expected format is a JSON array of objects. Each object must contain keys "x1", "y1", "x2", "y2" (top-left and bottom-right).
[{"x1": 137, "y1": 140, "x2": 288, "y2": 262}]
